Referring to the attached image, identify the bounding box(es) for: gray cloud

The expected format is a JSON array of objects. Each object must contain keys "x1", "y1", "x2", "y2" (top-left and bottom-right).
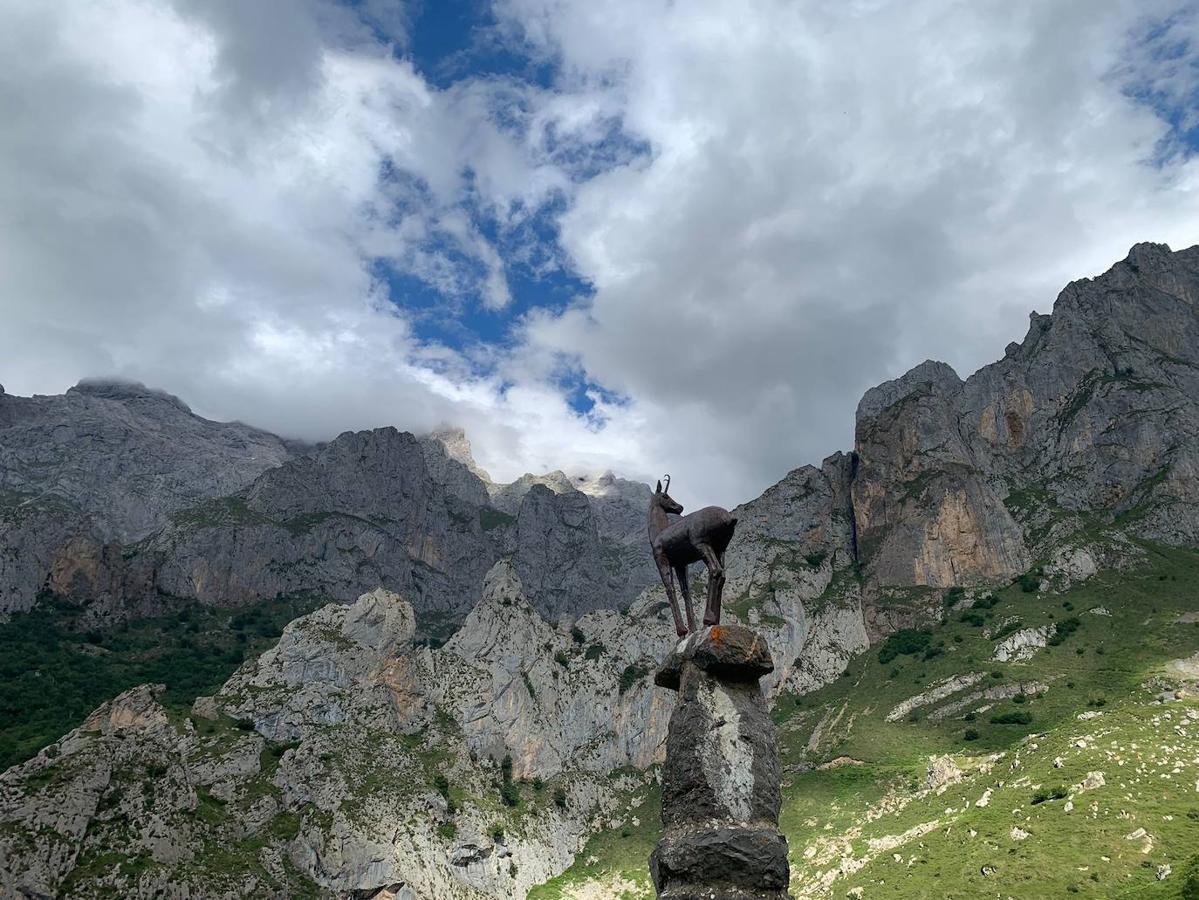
[
  {"x1": 508, "y1": 0, "x2": 1199, "y2": 503},
  {"x1": 0, "y1": 0, "x2": 1197, "y2": 512}
]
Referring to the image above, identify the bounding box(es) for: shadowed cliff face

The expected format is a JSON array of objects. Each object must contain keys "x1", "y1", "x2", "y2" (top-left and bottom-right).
[
  {"x1": 0, "y1": 391, "x2": 658, "y2": 623},
  {"x1": 0, "y1": 379, "x2": 293, "y2": 541},
  {"x1": 1, "y1": 243, "x2": 1198, "y2": 630}
]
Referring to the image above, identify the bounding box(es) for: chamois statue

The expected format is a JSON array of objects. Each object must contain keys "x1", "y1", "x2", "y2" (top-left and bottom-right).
[{"x1": 647, "y1": 475, "x2": 738, "y2": 637}]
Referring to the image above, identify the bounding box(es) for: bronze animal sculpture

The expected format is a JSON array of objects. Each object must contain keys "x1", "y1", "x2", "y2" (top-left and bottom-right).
[{"x1": 647, "y1": 475, "x2": 738, "y2": 637}]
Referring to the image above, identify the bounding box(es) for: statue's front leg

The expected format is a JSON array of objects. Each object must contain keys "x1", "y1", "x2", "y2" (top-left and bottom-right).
[
  {"x1": 674, "y1": 563, "x2": 695, "y2": 633},
  {"x1": 655, "y1": 552, "x2": 687, "y2": 637}
]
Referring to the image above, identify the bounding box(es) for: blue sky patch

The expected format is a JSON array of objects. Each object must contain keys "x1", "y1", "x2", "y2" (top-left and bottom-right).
[
  {"x1": 1122, "y1": 9, "x2": 1199, "y2": 165},
  {"x1": 404, "y1": 0, "x2": 557, "y2": 89}
]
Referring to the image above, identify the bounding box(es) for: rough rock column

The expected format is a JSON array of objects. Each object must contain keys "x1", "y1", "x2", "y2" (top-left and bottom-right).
[{"x1": 650, "y1": 625, "x2": 792, "y2": 900}]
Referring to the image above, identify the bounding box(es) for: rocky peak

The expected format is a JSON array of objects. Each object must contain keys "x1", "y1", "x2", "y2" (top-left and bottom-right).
[
  {"x1": 479, "y1": 557, "x2": 530, "y2": 608},
  {"x1": 419, "y1": 429, "x2": 493, "y2": 507},
  {"x1": 855, "y1": 359, "x2": 963, "y2": 425},
  {"x1": 219, "y1": 586, "x2": 425, "y2": 742},
  {"x1": 1123, "y1": 240, "x2": 1176, "y2": 270},
  {"x1": 0, "y1": 380, "x2": 292, "y2": 542},
  {"x1": 246, "y1": 426, "x2": 433, "y2": 519},
  {"x1": 81, "y1": 682, "x2": 171, "y2": 736},
  {"x1": 426, "y1": 426, "x2": 494, "y2": 482},
  {"x1": 67, "y1": 378, "x2": 193, "y2": 413},
  {"x1": 488, "y1": 470, "x2": 579, "y2": 515},
  {"x1": 512, "y1": 484, "x2": 614, "y2": 618},
  {"x1": 1109, "y1": 241, "x2": 1199, "y2": 305},
  {"x1": 442, "y1": 560, "x2": 552, "y2": 664}
]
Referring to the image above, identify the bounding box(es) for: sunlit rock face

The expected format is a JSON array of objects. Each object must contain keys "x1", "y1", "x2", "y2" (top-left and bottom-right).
[
  {"x1": 852, "y1": 359, "x2": 1029, "y2": 588},
  {"x1": 853, "y1": 243, "x2": 1199, "y2": 588},
  {"x1": 434, "y1": 559, "x2": 675, "y2": 778},
  {"x1": 0, "y1": 567, "x2": 687, "y2": 899}
]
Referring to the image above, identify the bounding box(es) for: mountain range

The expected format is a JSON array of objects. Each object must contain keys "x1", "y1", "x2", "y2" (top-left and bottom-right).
[{"x1": 2, "y1": 242, "x2": 1198, "y2": 898}]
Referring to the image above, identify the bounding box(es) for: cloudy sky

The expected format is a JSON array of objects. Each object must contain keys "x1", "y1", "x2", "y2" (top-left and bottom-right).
[{"x1": 1, "y1": 0, "x2": 1197, "y2": 507}]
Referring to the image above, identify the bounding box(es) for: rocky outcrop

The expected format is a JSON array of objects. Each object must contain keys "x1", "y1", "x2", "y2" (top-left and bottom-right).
[
  {"x1": 0, "y1": 570, "x2": 670, "y2": 899},
  {"x1": 434, "y1": 560, "x2": 674, "y2": 777},
  {"x1": 0, "y1": 379, "x2": 293, "y2": 540},
  {"x1": 853, "y1": 243, "x2": 1199, "y2": 589},
  {"x1": 651, "y1": 625, "x2": 791, "y2": 900},
  {"x1": 492, "y1": 469, "x2": 657, "y2": 614},
  {"x1": 992, "y1": 625, "x2": 1054, "y2": 662},
  {"x1": 148, "y1": 427, "x2": 502, "y2": 618},
  {"x1": 852, "y1": 361, "x2": 1029, "y2": 588},
  {"x1": 885, "y1": 673, "x2": 988, "y2": 723},
  {"x1": 0, "y1": 412, "x2": 660, "y2": 622},
  {"x1": 723, "y1": 455, "x2": 856, "y2": 606}
]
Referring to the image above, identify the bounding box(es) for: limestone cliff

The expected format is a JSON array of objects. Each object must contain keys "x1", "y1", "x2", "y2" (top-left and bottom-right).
[
  {"x1": 854, "y1": 243, "x2": 1199, "y2": 587},
  {"x1": 0, "y1": 405, "x2": 655, "y2": 625},
  {"x1": 4, "y1": 244, "x2": 1199, "y2": 629},
  {"x1": 0, "y1": 567, "x2": 668, "y2": 899}
]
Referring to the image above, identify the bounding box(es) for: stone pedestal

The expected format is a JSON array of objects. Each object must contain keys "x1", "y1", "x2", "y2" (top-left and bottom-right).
[{"x1": 650, "y1": 625, "x2": 792, "y2": 900}]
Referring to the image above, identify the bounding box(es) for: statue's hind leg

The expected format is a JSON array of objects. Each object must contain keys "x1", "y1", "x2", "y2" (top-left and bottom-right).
[
  {"x1": 699, "y1": 544, "x2": 725, "y2": 626},
  {"x1": 674, "y1": 563, "x2": 696, "y2": 633},
  {"x1": 713, "y1": 549, "x2": 727, "y2": 624}
]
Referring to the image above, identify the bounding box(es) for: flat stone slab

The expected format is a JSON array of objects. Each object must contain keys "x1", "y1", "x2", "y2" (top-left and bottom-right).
[{"x1": 655, "y1": 625, "x2": 774, "y2": 690}]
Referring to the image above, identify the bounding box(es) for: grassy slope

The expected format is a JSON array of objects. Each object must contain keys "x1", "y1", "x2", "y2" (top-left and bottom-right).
[
  {"x1": 0, "y1": 594, "x2": 324, "y2": 770},
  {"x1": 531, "y1": 542, "x2": 1199, "y2": 898}
]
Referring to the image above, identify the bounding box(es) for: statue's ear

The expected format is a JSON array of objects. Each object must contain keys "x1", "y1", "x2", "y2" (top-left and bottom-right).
[{"x1": 655, "y1": 480, "x2": 662, "y2": 494}]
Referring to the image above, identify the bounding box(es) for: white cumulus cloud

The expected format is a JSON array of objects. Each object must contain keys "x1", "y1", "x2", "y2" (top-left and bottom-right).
[{"x1": 1, "y1": 0, "x2": 1197, "y2": 510}]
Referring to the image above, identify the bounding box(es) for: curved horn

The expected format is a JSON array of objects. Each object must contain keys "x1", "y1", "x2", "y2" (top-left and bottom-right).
[{"x1": 663, "y1": 474, "x2": 671, "y2": 494}]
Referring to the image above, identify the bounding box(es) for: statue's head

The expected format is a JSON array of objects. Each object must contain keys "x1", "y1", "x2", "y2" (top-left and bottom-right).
[{"x1": 654, "y1": 476, "x2": 683, "y2": 514}]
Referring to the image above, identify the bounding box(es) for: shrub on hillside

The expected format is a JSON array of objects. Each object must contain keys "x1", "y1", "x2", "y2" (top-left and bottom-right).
[
  {"x1": 1048, "y1": 616, "x2": 1081, "y2": 646},
  {"x1": 990, "y1": 710, "x2": 1032, "y2": 725},
  {"x1": 499, "y1": 781, "x2": 520, "y2": 807},
  {"x1": 619, "y1": 663, "x2": 649, "y2": 695},
  {"x1": 1182, "y1": 855, "x2": 1199, "y2": 900},
  {"x1": 959, "y1": 610, "x2": 985, "y2": 627},
  {"x1": 943, "y1": 586, "x2": 965, "y2": 607},
  {"x1": 877, "y1": 629, "x2": 933, "y2": 664},
  {"x1": 1031, "y1": 785, "x2": 1068, "y2": 805},
  {"x1": 804, "y1": 551, "x2": 827, "y2": 569}
]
